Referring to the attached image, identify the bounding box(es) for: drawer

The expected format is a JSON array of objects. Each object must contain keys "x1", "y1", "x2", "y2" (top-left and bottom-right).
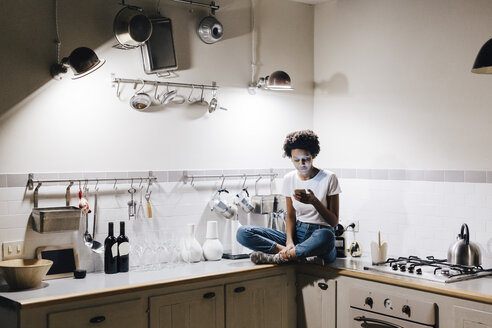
[{"x1": 48, "y1": 298, "x2": 143, "y2": 328}]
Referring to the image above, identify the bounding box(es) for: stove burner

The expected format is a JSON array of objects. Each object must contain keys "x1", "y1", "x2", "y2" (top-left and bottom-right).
[{"x1": 377, "y1": 255, "x2": 492, "y2": 282}]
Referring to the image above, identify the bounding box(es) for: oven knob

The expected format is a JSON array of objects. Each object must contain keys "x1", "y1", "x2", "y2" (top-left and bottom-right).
[
  {"x1": 416, "y1": 268, "x2": 422, "y2": 275},
  {"x1": 392, "y1": 264, "x2": 398, "y2": 270},
  {"x1": 364, "y1": 297, "x2": 373, "y2": 308},
  {"x1": 384, "y1": 298, "x2": 393, "y2": 310},
  {"x1": 402, "y1": 305, "x2": 411, "y2": 317}
]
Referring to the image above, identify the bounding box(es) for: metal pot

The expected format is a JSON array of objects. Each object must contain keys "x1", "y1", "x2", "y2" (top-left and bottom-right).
[
  {"x1": 197, "y1": 16, "x2": 223, "y2": 44},
  {"x1": 447, "y1": 223, "x2": 482, "y2": 266},
  {"x1": 113, "y1": 6, "x2": 152, "y2": 48}
]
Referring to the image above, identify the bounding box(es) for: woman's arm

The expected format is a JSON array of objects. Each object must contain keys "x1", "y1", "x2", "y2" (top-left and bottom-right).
[{"x1": 284, "y1": 197, "x2": 297, "y2": 246}]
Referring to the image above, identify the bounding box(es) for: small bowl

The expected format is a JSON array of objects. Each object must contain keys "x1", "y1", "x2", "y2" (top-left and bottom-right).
[{"x1": 0, "y1": 259, "x2": 53, "y2": 290}]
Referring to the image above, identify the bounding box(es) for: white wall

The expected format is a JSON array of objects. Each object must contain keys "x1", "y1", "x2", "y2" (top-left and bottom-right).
[
  {"x1": 0, "y1": 0, "x2": 314, "y2": 173},
  {"x1": 313, "y1": 0, "x2": 492, "y2": 170}
]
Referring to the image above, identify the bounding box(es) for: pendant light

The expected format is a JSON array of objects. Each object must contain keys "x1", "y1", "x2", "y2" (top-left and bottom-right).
[
  {"x1": 472, "y1": 38, "x2": 492, "y2": 74},
  {"x1": 50, "y1": 0, "x2": 105, "y2": 80},
  {"x1": 248, "y1": 0, "x2": 293, "y2": 94}
]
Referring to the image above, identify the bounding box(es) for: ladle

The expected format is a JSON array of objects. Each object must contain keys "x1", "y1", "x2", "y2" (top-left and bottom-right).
[
  {"x1": 90, "y1": 190, "x2": 104, "y2": 253},
  {"x1": 83, "y1": 213, "x2": 93, "y2": 248}
]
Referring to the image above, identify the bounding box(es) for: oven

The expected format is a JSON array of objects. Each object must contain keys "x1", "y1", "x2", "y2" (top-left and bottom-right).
[{"x1": 349, "y1": 287, "x2": 437, "y2": 328}]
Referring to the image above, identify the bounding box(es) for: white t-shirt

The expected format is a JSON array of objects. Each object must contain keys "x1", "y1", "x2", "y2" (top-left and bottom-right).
[{"x1": 282, "y1": 169, "x2": 341, "y2": 226}]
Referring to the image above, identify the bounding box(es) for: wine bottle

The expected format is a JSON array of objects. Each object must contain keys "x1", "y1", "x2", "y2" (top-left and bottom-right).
[
  {"x1": 104, "y1": 222, "x2": 118, "y2": 274},
  {"x1": 117, "y1": 221, "x2": 130, "y2": 272}
]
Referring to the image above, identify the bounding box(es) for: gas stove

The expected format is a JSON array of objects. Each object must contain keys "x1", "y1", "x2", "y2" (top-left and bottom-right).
[{"x1": 364, "y1": 256, "x2": 492, "y2": 283}]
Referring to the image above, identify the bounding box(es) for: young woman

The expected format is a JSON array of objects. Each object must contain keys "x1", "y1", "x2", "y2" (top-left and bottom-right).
[{"x1": 236, "y1": 130, "x2": 341, "y2": 264}]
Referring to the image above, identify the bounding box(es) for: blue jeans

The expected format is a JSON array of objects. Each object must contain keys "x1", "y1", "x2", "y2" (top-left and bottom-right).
[{"x1": 236, "y1": 221, "x2": 336, "y2": 264}]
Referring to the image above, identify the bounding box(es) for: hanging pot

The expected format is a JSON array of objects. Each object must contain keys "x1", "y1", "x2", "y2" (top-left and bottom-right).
[
  {"x1": 447, "y1": 223, "x2": 482, "y2": 266},
  {"x1": 197, "y1": 16, "x2": 223, "y2": 44},
  {"x1": 113, "y1": 6, "x2": 153, "y2": 48}
]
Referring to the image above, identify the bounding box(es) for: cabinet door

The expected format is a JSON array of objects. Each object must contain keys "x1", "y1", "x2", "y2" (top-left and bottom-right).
[
  {"x1": 454, "y1": 306, "x2": 492, "y2": 328},
  {"x1": 149, "y1": 285, "x2": 224, "y2": 328},
  {"x1": 296, "y1": 273, "x2": 336, "y2": 328},
  {"x1": 48, "y1": 298, "x2": 143, "y2": 328},
  {"x1": 225, "y1": 274, "x2": 289, "y2": 328}
]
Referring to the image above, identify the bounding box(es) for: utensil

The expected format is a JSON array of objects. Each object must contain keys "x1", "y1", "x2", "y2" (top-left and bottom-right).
[
  {"x1": 136, "y1": 187, "x2": 145, "y2": 220},
  {"x1": 197, "y1": 16, "x2": 224, "y2": 44},
  {"x1": 145, "y1": 191, "x2": 152, "y2": 218},
  {"x1": 447, "y1": 223, "x2": 482, "y2": 266},
  {"x1": 90, "y1": 192, "x2": 104, "y2": 253},
  {"x1": 83, "y1": 213, "x2": 93, "y2": 248},
  {"x1": 113, "y1": 6, "x2": 153, "y2": 48},
  {"x1": 130, "y1": 80, "x2": 152, "y2": 110},
  {"x1": 128, "y1": 187, "x2": 137, "y2": 220}
]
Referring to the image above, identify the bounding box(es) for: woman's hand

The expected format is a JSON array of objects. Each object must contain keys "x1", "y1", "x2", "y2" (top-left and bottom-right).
[
  {"x1": 293, "y1": 189, "x2": 317, "y2": 205},
  {"x1": 279, "y1": 242, "x2": 296, "y2": 260}
]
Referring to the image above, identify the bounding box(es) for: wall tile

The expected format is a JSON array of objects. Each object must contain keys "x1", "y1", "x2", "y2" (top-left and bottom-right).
[
  {"x1": 153, "y1": 171, "x2": 168, "y2": 183},
  {"x1": 341, "y1": 168, "x2": 356, "y2": 179},
  {"x1": 168, "y1": 170, "x2": 185, "y2": 182},
  {"x1": 406, "y1": 170, "x2": 424, "y2": 181},
  {"x1": 465, "y1": 171, "x2": 486, "y2": 183},
  {"x1": 356, "y1": 169, "x2": 371, "y2": 179},
  {"x1": 444, "y1": 170, "x2": 464, "y2": 182},
  {"x1": 388, "y1": 169, "x2": 406, "y2": 180},
  {"x1": 371, "y1": 169, "x2": 388, "y2": 180},
  {"x1": 487, "y1": 171, "x2": 492, "y2": 183},
  {"x1": 424, "y1": 170, "x2": 444, "y2": 182},
  {"x1": 7, "y1": 174, "x2": 28, "y2": 188}
]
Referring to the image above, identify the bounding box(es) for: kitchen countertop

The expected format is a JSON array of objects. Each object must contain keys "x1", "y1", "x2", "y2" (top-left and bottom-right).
[{"x1": 1, "y1": 256, "x2": 491, "y2": 309}]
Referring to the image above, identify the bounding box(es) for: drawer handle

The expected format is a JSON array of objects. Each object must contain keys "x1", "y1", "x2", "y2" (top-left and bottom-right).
[
  {"x1": 318, "y1": 283, "x2": 328, "y2": 290},
  {"x1": 203, "y1": 292, "x2": 216, "y2": 299},
  {"x1": 234, "y1": 286, "x2": 246, "y2": 293},
  {"x1": 89, "y1": 316, "x2": 106, "y2": 324}
]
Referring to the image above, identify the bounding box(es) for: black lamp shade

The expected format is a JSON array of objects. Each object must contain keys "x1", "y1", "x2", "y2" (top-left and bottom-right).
[
  {"x1": 68, "y1": 47, "x2": 105, "y2": 79},
  {"x1": 266, "y1": 70, "x2": 293, "y2": 90},
  {"x1": 472, "y1": 38, "x2": 492, "y2": 74}
]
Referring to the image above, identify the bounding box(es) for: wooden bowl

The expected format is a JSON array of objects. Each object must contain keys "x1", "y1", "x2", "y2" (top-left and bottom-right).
[{"x1": 0, "y1": 259, "x2": 53, "y2": 290}]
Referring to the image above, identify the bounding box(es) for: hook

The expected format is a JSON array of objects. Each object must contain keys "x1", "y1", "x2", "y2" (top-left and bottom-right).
[
  {"x1": 255, "y1": 176, "x2": 262, "y2": 196},
  {"x1": 113, "y1": 179, "x2": 118, "y2": 190},
  {"x1": 220, "y1": 175, "x2": 226, "y2": 189},
  {"x1": 130, "y1": 178, "x2": 134, "y2": 189},
  {"x1": 188, "y1": 85, "x2": 195, "y2": 102},
  {"x1": 116, "y1": 81, "x2": 121, "y2": 98},
  {"x1": 200, "y1": 85, "x2": 205, "y2": 102},
  {"x1": 94, "y1": 179, "x2": 99, "y2": 191},
  {"x1": 190, "y1": 176, "x2": 195, "y2": 187},
  {"x1": 242, "y1": 174, "x2": 248, "y2": 189},
  {"x1": 154, "y1": 84, "x2": 160, "y2": 100},
  {"x1": 65, "y1": 181, "x2": 74, "y2": 206},
  {"x1": 33, "y1": 182, "x2": 42, "y2": 208},
  {"x1": 139, "y1": 178, "x2": 143, "y2": 188}
]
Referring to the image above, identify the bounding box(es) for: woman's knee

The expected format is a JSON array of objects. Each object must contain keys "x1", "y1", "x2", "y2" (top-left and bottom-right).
[
  {"x1": 313, "y1": 229, "x2": 335, "y2": 248},
  {"x1": 236, "y1": 225, "x2": 254, "y2": 245}
]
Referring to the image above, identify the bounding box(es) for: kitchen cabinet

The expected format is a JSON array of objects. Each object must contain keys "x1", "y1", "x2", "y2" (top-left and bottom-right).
[
  {"x1": 225, "y1": 273, "x2": 292, "y2": 328},
  {"x1": 296, "y1": 273, "x2": 336, "y2": 328},
  {"x1": 454, "y1": 306, "x2": 492, "y2": 328},
  {"x1": 149, "y1": 285, "x2": 224, "y2": 328},
  {"x1": 48, "y1": 298, "x2": 143, "y2": 328}
]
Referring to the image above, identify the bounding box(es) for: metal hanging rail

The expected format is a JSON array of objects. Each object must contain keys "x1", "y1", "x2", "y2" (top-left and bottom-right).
[
  {"x1": 27, "y1": 172, "x2": 156, "y2": 190},
  {"x1": 172, "y1": 0, "x2": 219, "y2": 14},
  {"x1": 183, "y1": 172, "x2": 278, "y2": 185},
  {"x1": 112, "y1": 76, "x2": 219, "y2": 92}
]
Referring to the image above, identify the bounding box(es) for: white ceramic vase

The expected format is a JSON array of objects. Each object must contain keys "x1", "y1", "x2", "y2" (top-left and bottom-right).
[
  {"x1": 202, "y1": 221, "x2": 223, "y2": 261},
  {"x1": 181, "y1": 224, "x2": 203, "y2": 263}
]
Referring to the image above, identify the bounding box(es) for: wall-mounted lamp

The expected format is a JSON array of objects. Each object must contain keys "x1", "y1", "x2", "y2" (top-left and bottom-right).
[
  {"x1": 255, "y1": 70, "x2": 293, "y2": 90},
  {"x1": 472, "y1": 38, "x2": 492, "y2": 74},
  {"x1": 50, "y1": 47, "x2": 106, "y2": 80}
]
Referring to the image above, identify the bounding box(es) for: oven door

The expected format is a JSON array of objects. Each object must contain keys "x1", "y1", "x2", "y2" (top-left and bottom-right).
[{"x1": 350, "y1": 308, "x2": 435, "y2": 328}]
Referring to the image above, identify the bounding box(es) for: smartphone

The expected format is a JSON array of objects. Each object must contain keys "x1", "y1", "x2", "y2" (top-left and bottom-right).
[{"x1": 294, "y1": 189, "x2": 307, "y2": 196}]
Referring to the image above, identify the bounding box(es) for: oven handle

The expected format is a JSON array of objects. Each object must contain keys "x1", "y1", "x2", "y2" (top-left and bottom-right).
[{"x1": 353, "y1": 316, "x2": 404, "y2": 328}]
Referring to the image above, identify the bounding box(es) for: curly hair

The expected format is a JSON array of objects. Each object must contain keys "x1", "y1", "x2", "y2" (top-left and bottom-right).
[{"x1": 283, "y1": 130, "x2": 320, "y2": 158}]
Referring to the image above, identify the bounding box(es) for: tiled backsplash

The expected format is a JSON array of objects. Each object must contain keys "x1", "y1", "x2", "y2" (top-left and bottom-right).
[{"x1": 0, "y1": 168, "x2": 491, "y2": 272}]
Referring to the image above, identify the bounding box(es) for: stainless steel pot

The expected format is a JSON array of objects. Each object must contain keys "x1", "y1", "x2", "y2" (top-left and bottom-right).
[
  {"x1": 447, "y1": 223, "x2": 482, "y2": 266},
  {"x1": 113, "y1": 6, "x2": 152, "y2": 48},
  {"x1": 197, "y1": 16, "x2": 223, "y2": 44}
]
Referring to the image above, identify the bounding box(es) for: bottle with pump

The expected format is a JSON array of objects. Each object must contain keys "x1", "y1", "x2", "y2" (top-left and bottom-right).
[
  {"x1": 117, "y1": 221, "x2": 130, "y2": 272},
  {"x1": 104, "y1": 222, "x2": 118, "y2": 274}
]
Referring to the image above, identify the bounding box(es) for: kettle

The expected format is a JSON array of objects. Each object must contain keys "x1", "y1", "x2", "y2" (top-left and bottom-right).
[{"x1": 447, "y1": 223, "x2": 481, "y2": 266}]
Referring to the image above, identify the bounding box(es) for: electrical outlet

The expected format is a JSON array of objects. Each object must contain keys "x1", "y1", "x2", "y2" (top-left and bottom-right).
[
  {"x1": 2, "y1": 240, "x2": 24, "y2": 260},
  {"x1": 343, "y1": 220, "x2": 359, "y2": 232}
]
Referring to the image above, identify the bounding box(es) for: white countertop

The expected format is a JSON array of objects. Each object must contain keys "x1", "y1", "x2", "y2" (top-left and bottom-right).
[{"x1": 1, "y1": 256, "x2": 491, "y2": 308}]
